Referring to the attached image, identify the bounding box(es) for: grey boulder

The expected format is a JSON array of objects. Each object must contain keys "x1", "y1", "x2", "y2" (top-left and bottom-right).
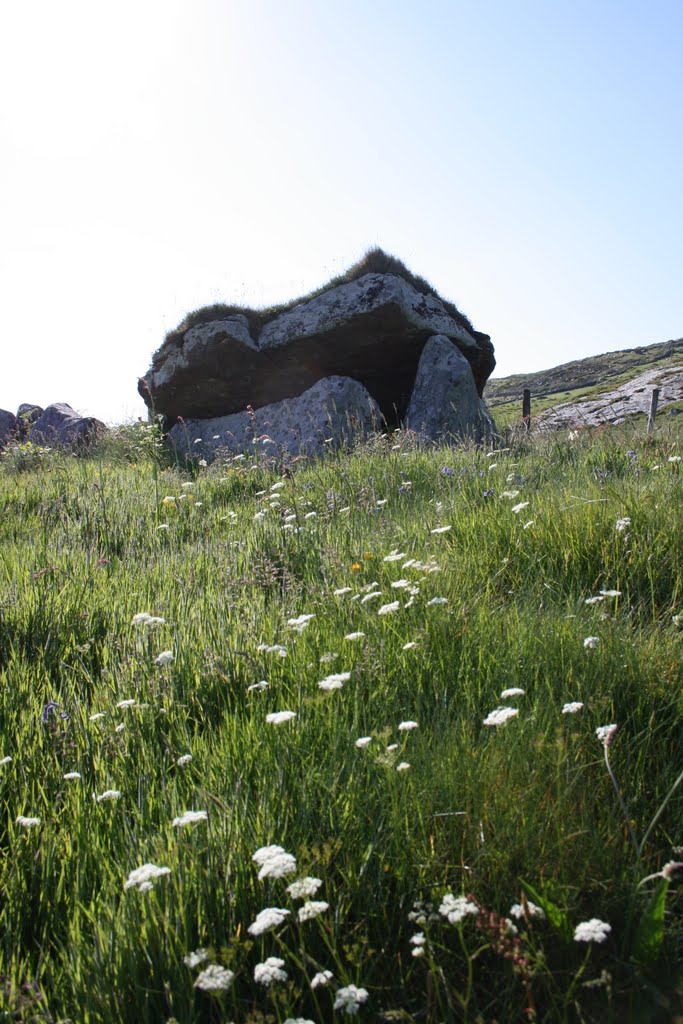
[
  {"x1": 16, "y1": 404, "x2": 44, "y2": 437},
  {"x1": 405, "y1": 335, "x2": 496, "y2": 442},
  {"x1": 0, "y1": 409, "x2": 16, "y2": 447},
  {"x1": 169, "y1": 376, "x2": 382, "y2": 459},
  {"x1": 29, "y1": 403, "x2": 107, "y2": 447}
]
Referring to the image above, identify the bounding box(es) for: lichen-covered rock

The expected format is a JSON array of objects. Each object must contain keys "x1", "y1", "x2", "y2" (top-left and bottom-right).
[
  {"x1": 169, "y1": 376, "x2": 382, "y2": 460},
  {"x1": 0, "y1": 409, "x2": 16, "y2": 447},
  {"x1": 405, "y1": 335, "x2": 496, "y2": 442},
  {"x1": 139, "y1": 260, "x2": 495, "y2": 426},
  {"x1": 28, "y1": 403, "x2": 107, "y2": 448}
]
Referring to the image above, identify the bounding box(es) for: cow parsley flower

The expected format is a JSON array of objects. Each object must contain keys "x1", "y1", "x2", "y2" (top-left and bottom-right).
[
  {"x1": 96, "y1": 789, "x2": 121, "y2": 802},
  {"x1": 378, "y1": 600, "x2": 400, "y2": 615},
  {"x1": 384, "y1": 550, "x2": 407, "y2": 561},
  {"x1": 355, "y1": 736, "x2": 372, "y2": 749},
  {"x1": 402, "y1": 641, "x2": 418, "y2": 650},
  {"x1": 426, "y1": 597, "x2": 448, "y2": 606},
  {"x1": 398, "y1": 721, "x2": 418, "y2": 731},
  {"x1": 509, "y1": 901, "x2": 545, "y2": 920},
  {"x1": 334, "y1": 587, "x2": 353, "y2": 596},
  {"x1": 155, "y1": 650, "x2": 175, "y2": 666},
  {"x1": 287, "y1": 613, "x2": 315, "y2": 632},
  {"x1": 89, "y1": 712, "x2": 106, "y2": 721},
  {"x1": 562, "y1": 701, "x2": 584, "y2": 714},
  {"x1": 0, "y1": 756, "x2": 13, "y2": 766},
  {"x1": 344, "y1": 631, "x2": 365, "y2": 641},
  {"x1": 247, "y1": 907, "x2": 291, "y2": 936},
  {"x1": 483, "y1": 707, "x2": 519, "y2": 727},
  {"x1": 183, "y1": 948, "x2": 210, "y2": 968},
  {"x1": 258, "y1": 852, "x2": 297, "y2": 880},
  {"x1": 431, "y1": 526, "x2": 451, "y2": 534},
  {"x1": 16, "y1": 815, "x2": 40, "y2": 828},
  {"x1": 116, "y1": 699, "x2": 137, "y2": 708},
  {"x1": 311, "y1": 970, "x2": 333, "y2": 989},
  {"x1": 360, "y1": 591, "x2": 382, "y2": 604},
  {"x1": 500, "y1": 688, "x2": 525, "y2": 698},
  {"x1": 266, "y1": 711, "x2": 297, "y2": 725},
  {"x1": 63, "y1": 771, "x2": 81, "y2": 780},
  {"x1": 439, "y1": 893, "x2": 479, "y2": 924},
  {"x1": 583, "y1": 636, "x2": 599, "y2": 649},
  {"x1": 176, "y1": 754, "x2": 193, "y2": 766},
  {"x1": 511, "y1": 502, "x2": 530, "y2": 513},
  {"x1": 319, "y1": 672, "x2": 351, "y2": 691},
  {"x1": 574, "y1": 918, "x2": 611, "y2": 943},
  {"x1": 194, "y1": 964, "x2": 235, "y2": 991},
  {"x1": 334, "y1": 984, "x2": 369, "y2": 1014},
  {"x1": 287, "y1": 876, "x2": 322, "y2": 899},
  {"x1": 596, "y1": 724, "x2": 618, "y2": 747},
  {"x1": 248, "y1": 679, "x2": 269, "y2": 692},
  {"x1": 615, "y1": 517, "x2": 631, "y2": 532},
  {"x1": 124, "y1": 863, "x2": 171, "y2": 890},
  {"x1": 172, "y1": 810, "x2": 208, "y2": 827},
  {"x1": 600, "y1": 590, "x2": 622, "y2": 598},
  {"x1": 396, "y1": 762, "x2": 411, "y2": 772},
  {"x1": 298, "y1": 900, "x2": 329, "y2": 922},
  {"x1": 254, "y1": 956, "x2": 287, "y2": 986}
]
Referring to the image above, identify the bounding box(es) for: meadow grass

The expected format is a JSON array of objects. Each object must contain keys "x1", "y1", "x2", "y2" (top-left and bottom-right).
[{"x1": 0, "y1": 423, "x2": 681, "y2": 1023}]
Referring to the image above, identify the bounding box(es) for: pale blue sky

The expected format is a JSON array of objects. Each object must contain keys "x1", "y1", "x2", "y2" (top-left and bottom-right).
[{"x1": 1, "y1": 0, "x2": 681, "y2": 423}]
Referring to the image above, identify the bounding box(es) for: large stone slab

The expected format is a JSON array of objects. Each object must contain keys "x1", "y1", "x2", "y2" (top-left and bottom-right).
[
  {"x1": 405, "y1": 335, "x2": 496, "y2": 442},
  {"x1": 29, "y1": 403, "x2": 107, "y2": 447},
  {"x1": 169, "y1": 376, "x2": 382, "y2": 459},
  {"x1": 139, "y1": 267, "x2": 495, "y2": 425}
]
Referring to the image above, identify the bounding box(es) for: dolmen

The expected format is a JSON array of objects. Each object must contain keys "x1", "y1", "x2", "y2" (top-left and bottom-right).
[
  {"x1": 0, "y1": 403, "x2": 107, "y2": 450},
  {"x1": 138, "y1": 249, "x2": 498, "y2": 459}
]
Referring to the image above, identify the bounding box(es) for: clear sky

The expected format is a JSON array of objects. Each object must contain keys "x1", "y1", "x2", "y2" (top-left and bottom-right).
[{"x1": 1, "y1": 0, "x2": 681, "y2": 424}]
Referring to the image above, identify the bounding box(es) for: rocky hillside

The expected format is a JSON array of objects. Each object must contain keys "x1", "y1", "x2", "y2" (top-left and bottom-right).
[{"x1": 484, "y1": 336, "x2": 683, "y2": 429}]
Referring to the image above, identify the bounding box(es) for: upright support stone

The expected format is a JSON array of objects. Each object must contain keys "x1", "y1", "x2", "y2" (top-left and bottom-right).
[
  {"x1": 647, "y1": 388, "x2": 660, "y2": 434},
  {"x1": 522, "y1": 389, "x2": 531, "y2": 432}
]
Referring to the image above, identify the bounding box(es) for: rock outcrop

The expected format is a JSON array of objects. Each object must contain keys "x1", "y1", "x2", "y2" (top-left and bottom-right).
[
  {"x1": 170, "y1": 376, "x2": 382, "y2": 459},
  {"x1": 28, "y1": 404, "x2": 107, "y2": 447},
  {"x1": 138, "y1": 249, "x2": 497, "y2": 455},
  {"x1": 0, "y1": 409, "x2": 16, "y2": 447}
]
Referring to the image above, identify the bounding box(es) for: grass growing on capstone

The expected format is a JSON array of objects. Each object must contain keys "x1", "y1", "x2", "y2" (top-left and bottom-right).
[{"x1": 0, "y1": 423, "x2": 681, "y2": 1023}]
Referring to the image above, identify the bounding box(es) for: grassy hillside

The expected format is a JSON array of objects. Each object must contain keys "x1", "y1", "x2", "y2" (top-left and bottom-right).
[
  {"x1": 0, "y1": 423, "x2": 681, "y2": 1023},
  {"x1": 485, "y1": 338, "x2": 683, "y2": 429}
]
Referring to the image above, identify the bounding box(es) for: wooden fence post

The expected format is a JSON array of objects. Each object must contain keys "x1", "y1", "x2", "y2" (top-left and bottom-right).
[
  {"x1": 647, "y1": 388, "x2": 660, "y2": 434},
  {"x1": 522, "y1": 389, "x2": 531, "y2": 433}
]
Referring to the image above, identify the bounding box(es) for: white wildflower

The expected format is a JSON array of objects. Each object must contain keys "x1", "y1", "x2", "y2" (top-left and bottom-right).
[
  {"x1": 334, "y1": 587, "x2": 353, "y2": 596},
  {"x1": 183, "y1": 948, "x2": 210, "y2": 968},
  {"x1": 391, "y1": 579, "x2": 411, "y2": 589},
  {"x1": 116, "y1": 698, "x2": 137, "y2": 708},
  {"x1": 585, "y1": 596, "x2": 605, "y2": 605},
  {"x1": 396, "y1": 762, "x2": 411, "y2": 772},
  {"x1": 398, "y1": 721, "x2": 418, "y2": 731},
  {"x1": 378, "y1": 601, "x2": 400, "y2": 615},
  {"x1": 89, "y1": 712, "x2": 106, "y2": 721},
  {"x1": 483, "y1": 707, "x2": 519, "y2": 727},
  {"x1": 523, "y1": 520, "x2": 535, "y2": 529},
  {"x1": 248, "y1": 680, "x2": 269, "y2": 692},
  {"x1": 426, "y1": 597, "x2": 448, "y2": 606},
  {"x1": 254, "y1": 956, "x2": 287, "y2": 986},
  {"x1": 574, "y1": 918, "x2": 611, "y2": 943},
  {"x1": 334, "y1": 984, "x2": 369, "y2": 1014},
  {"x1": 439, "y1": 893, "x2": 479, "y2": 924},
  {"x1": 287, "y1": 876, "x2": 322, "y2": 899},
  {"x1": 298, "y1": 900, "x2": 329, "y2": 922},
  {"x1": 402, "y1": 641, "x2": 418, "y2": 650},
  {"x1": 16, "y1": 815, "x2": 40, "y2": 828},
  {"x1": 562, "y1": 702, "x2": 584, "y2": 714},
  {"x1": 344, "y1": 631, "x2": 365, "y2": 641},
  {"x1": 615, "y1": 517, "x2": 631, "y2": 532},
  {"x1": 596, "y1": 724, "x2": 618, "y2": 746},
  {"x1": 500, "y1": 688, "x2": 525, "y2": 698},
  {"x1": 511, "y1": 502, "x2": 530, "y2": 513},
  {"x1": 63, "y1": 771, "x2": 81, "y2": 780},
  {"x1": 431, "y1": 525, "x2": 451, "y2": 534},
  {"x1": 258, "y1": 852, "x2": 297, "y2": 880},
  {"x1": 266, "y1": 711, "x2": 297, "y2": 725},
  {"x1": 115, "y1": 722, "x2": 125, "y2": 733},
  {"x1": 304, "y1": 511, "x2": 317, "y2": 519},
  {"x1": 311, "y1": 970, "x2": 333, "y2": 989},
  {"x1": 287, "y1": 613, "x2": 315, "y2": 632},
  {"x1": 500, "y1": 490, "x2": 520, "y2": 498},
  {"x1": 583, "y1": 636, "x2": 599, "y2": 649},
  {"x1": 355, "y1": 736, "x2": 372, "y2": 749},
  {"x1": 194, "y1": 964, "x2": 235, "y2": 991},
  {"x1": 383, "y1": 550, "x2": 407, "y2": 562},
  {"x1": 172, "y1": 810, "x2": 208, "y2": 827},
  {"x1": 319, "y1": 672, "x2": 351, "y2": 691},
  {"x1": 509, "y1": 901, "x2": 545, "y2": 920},
  {"x1": 361, "y1": 591, "x2": 382, "y2": 604},
  {"x1": 410, "y1": 931, "x2": 426, "y2": 946},
  {"x1": 600, "y1": 590, "x2": 622, "y2": 598},
  {"x1": 96, "y1": 789, "x2": 121, "y2": 802},
  {"x1": 668, "y1": 455, "x2": 681, "y2": 463},
  {"x1": 155, "y1": 650, "x2": 175, "y2": 666},
  {"x1": 386, "y1": 743, "x2": 398, "y2": 752},
  {"x1": 247, "y1": 906, "x2": 291, "y2": 936},
  {"x1": 0, "y1": 756, "x2": 12, "y2": 766},
  {"x1": 176, "y1": 754, "x2": 193, "y2": 766},
  {"x1": 124, "y1": 863, "x2": 171, "y2": 890}
]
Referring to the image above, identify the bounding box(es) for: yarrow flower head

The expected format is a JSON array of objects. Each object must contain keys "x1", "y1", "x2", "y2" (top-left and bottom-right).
[
  {"x1": 483, "y1": 707, "x2": 519, "y2": 727},
  {"x1": 615, "y1": 517, "x2": 631, "y2": 533},
  {"x1": 183, "y1": 948, "x2": 210, "y2": 968},
  {"x1": 257, "y1": 851, "x2": 297, "y2": 880},
  {"x1": 596, "y1": 724, "x2": 618, "y2": 748},
  {"x1": 574, "y1": 918, "x2": 612, "y2": 943},
  {"x1": 319, "y1": 672, "x2": 351, "y2": 691},
  {"x1": 63, "y1": 771, "x2": 81, "y2": 780},
  {"x1": 509, "y1": 901, "x2": 545, "y2": 920},
  {"x1": 266, "y1": 710, "x2": 297, "y2": 725},
  {"x1": 398, "y1": 720, "x2": 418, "y2": 731},
  {"x1": 16, "y1": 815, "x2": 40, "y2": 828},
  {"x1": 378, "y1": 601, "x2": 400, "y2": 615},
  {"x1": 172, "y1": 810, "x2": 208, "y2": 827},
  {"x1": 298, "y1": 900, "x2": 329, "y2": 922},
  {"x1": 439, "y1": 893, "x2": 479, "y2": 924},
  {"x1": 500, "y1": 688, "x2": 525, "y2": 698},
  {"x1": 287, "y1": 876, "x2": 322, "y2": 899},
  {"x1": 154, "y1": 650, "x2": 175, "y2": 666},
  {"x1": 287, "y1": 613, "x2": 315, "y2": 633},
  {"x1": 176, "y1": 754, "x2": 193, "y2": 766},
  {"x1": 194, "y1": 964, "x2": 235, "y2": 991},
  {"x1": 124, "y1": 863, "x2": 171, "y2": 891},
  {"x1": 583, "y1": 636, "x2": 599, "y2": 649},
  {"x1": 334, "y1": 983, "x2": 369, "y2": 1015},
  {"x1": 96, "y1": 789, "x2": 121, "y2": 802},
  {"x1": 254, "y1": 956, "x2": 287, "y2": 986},
  {"x1": 562, "y1": 702, "x2": 584, "y2": 715},
  {"x1": 311, "y1": 969, "x2": 333, "y2": 989},
  {"x1": 247, "y1": 907, "x2": 291, "y2": 936},
  {"x1": 355, "y1": 736, "x2": 372, "y2": 749}
]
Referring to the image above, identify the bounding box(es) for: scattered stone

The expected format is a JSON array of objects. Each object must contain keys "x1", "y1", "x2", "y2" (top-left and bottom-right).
[
  {"x1": 28, "y1": 403, "x2": 107, "y2": 448},
  {"x1": 16, "y1": 404, "x2": 44, "y2": 437}
]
